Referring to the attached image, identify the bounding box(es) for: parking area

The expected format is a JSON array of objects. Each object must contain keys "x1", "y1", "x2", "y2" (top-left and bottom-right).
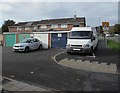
[{"x1": 2, "y1": 39, "x2": 119, "y2": 91}]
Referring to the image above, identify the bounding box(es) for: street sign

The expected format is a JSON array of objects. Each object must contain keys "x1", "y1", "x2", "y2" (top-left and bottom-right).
[
  {"x1": 102, "y1": 22, "x2": 109, "y2": 27},
  {"x1": 102, "y1": 22, "x2": 109, "y2": 31}
]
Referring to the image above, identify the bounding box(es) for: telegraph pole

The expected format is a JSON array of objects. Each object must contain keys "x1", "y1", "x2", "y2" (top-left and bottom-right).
[{"x1": 99, "y1": 17, "x2": 101, "y2": 37}]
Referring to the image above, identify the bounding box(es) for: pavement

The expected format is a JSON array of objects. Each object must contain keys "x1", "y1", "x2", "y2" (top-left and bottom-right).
[
  {"x1": 2, "y1": 38, "x2": 119, "y2": 91},
  {"x1": 57, "y1": 58, "x2": 117, "y2": 74},
  {"x1": 2, "y1": 76, "x2": 55, "y2": 92}
]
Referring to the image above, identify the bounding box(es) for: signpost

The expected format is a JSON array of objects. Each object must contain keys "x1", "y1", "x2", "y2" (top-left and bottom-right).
[{"x1": 102, "y1": 22, "x2": 109, "y2": 34}]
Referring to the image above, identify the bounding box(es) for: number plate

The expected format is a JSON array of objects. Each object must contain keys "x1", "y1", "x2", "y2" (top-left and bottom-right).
[{"x1": 73, "y1": 49, "x2": 81, "y2": 51}]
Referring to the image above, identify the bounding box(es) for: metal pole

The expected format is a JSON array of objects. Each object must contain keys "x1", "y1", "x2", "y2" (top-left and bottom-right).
[{"x1": 99, "y1": 17, "x2": 102, "y2": 39}]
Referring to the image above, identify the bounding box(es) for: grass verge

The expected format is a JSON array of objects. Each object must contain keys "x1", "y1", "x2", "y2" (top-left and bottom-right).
[{"x1": 107, "y1": 40, "x2": 120, "y2": 51}]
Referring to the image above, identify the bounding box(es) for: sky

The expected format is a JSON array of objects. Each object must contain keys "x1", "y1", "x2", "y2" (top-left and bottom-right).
[{"x1": 0, "y1": 0, "x2": 119, "y2": 27}]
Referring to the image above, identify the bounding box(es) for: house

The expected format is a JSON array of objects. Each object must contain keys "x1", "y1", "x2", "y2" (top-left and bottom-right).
[
  {"x1": 8, "y1": 22, "x2": 35, "y2": 32},
  {"x1": 8, "y1": 16, "x2": 86, "y2": 32},
  {"x1": 4, "y1": 16, "x2": 86, "y2": 48}
]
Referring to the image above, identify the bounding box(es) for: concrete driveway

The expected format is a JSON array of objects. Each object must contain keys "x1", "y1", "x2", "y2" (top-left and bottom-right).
[
  {"x1": 55, "y1": 39, "x2": 119, "y2": 74},
  {"x1": 2, "y1": 44, "x2": 119, "y2": 91}
]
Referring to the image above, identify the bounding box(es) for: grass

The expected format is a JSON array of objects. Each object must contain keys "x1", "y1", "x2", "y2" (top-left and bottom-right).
[{"x1": 107, "y1": 40, "x2": 120, "y2": 51}]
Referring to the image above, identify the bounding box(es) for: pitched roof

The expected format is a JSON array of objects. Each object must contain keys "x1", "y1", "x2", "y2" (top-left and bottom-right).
[
  {"x1": 12, "y1": 21, "x2": 35, "y2": 26},
  {"x1": 10, "y1": 17, "x2": 85, "y2": 27},
  {"x1": 33, "y1": 17, "x2": 85, "y2": 25}
]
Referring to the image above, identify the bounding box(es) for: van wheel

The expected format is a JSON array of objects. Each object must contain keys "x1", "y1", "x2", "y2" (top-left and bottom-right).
[
  {"x1": 38, "y1": 44, "x2": 42, "y2": 50},
  {"x1": 66, "y1": 51, "x2": 71, "y2": 54},
  {"x1": 95, "y1": 43, "x2": 98, "y2": 50},
  {"x1": 25, "y1": 47, "x2": 29, "y2": 53},
  {"x1": 90, "y1": 46, "x2": 94, "y2": 54}
]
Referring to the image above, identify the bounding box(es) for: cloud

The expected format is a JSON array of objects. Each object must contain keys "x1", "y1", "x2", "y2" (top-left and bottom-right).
[
  {"x1": 0, "y1": 2, "x2": 118, "y2": 27},
  {"x1": 0, "y1": 0, "x2": 119, "y2": 2}
]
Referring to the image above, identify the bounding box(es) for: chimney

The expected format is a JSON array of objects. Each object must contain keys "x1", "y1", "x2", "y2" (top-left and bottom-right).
[{"x1": 74, "y1": 15, "x2": 77, "y2": 19}]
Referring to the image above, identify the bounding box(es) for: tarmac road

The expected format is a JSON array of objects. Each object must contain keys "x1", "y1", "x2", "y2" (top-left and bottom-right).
[{"x1": 2, "y1": 39, "x2": 119, "y2": 91}]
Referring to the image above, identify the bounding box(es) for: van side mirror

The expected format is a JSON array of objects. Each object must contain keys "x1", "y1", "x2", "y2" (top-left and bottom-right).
[
  {"x1": 91, "y1": 36, "x2": 95, "y2": 41},
  {"x1": 93, "y1": 37, "x2": 95, "y2": 40}
]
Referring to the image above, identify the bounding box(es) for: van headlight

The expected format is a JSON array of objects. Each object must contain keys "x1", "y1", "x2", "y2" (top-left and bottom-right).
[
  {"x1": 66, "y1": 44, "x2": 71, "y2": 48},
  {"x1": 19, "y1": 45, "x2": 25, "y2": 47},
  {"x1": 83, "y1": 44, "x2": 90, "y2": 48}
]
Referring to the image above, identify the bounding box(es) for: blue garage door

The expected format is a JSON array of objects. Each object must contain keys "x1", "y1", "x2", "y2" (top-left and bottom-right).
[{"x1": 51, "y1": 33, "x2": 67, "y2": 49}]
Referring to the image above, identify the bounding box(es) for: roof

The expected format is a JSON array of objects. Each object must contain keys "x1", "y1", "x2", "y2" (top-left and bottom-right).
[
  {"x1": 12, "y1": 21, "x2": 35, "y2": 26},
  {"x1": 71, "y1": 27, "x2": 92, "y2": 31},
  {"x1": 10, "y1": 17, "x2": 85, "y2": 27},
  {"x1": 36, "y1": 17, "x2": 85, "y2": 25}
]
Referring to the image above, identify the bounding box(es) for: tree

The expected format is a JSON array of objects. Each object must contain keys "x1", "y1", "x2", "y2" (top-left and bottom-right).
[
  {"x1": 2, "y1": 19, "x2": 15, "y2": 33},
  {"x1": 95, "y1": 26, "x2": 103, "y2": 34},
  {"x1": 114, "y1": 24, "x2": 120, "y2": 34}
]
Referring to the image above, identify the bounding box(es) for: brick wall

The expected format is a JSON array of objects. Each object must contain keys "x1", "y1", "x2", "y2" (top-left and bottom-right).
[
  {"x1": 0, "y1": 34, "x2": 3, "y2": 41},
  {"x1": 9, "y1": 22, "x2": 86, "y2": 32},
  {"x1": 9, "y1": 27, "x2": 17, "y2": 32}
]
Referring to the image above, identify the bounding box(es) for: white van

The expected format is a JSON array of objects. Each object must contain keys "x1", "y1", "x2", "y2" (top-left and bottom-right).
[{"x1": 66, "y1": 27, "x2": 98, "y2": 54}]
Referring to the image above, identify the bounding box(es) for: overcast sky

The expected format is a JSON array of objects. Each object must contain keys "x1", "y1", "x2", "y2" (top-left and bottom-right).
[{"x1": 0, "y1": 0, "x2": 119, "y2": 27}]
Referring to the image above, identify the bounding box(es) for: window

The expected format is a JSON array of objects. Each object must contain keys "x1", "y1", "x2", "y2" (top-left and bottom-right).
[
  {"x1": 51, "y1": 24, "x2": 58, "y2": 28},
  {"x1": 61, "y1": 24, "x2": 67, "y2": 28},
  {"x1": 80, "y1": 23, "x2": 84, "y2": 27},
  {"x1": 69, "y1": 31, "x2": 92, "y2": 39},
  {"x1": 25, "y1": 27, "x2": 30, "y2": 30},
  {"x1": 73, "y1": 23, "x2": 80, "y2": 27},
  {"x1": 17, "y1": 27, "x2": 22, "y2": 30},
  {"x1": 41, "y1": 25, "x2": 47, "y2": 28},
  {"x1": 33, "y1": 26, "x2": 38, "y2": 30},
  {"x1": 34, "y1": 39, "x2": 39, "y2": 42},
  {"x1": 73, "y1": 25, "x2": 79, "y2": 27},
  {"x1": 21, "y1": 38, "x2": 31, "y2": 43},
  {"x1": 58, "y1": 33, "x2": 62, "y2": 37}
]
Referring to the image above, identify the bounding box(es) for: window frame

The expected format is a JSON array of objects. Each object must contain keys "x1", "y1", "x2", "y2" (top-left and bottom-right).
[
  {"x1": 40, "y1": 25, "x2": 47, "y2": 29},
  {"x1": 60, "y1": 24, "x2": 67, "y2": 28},
  {"x1": 25, "y1": 27, "x2": 30, "y2": 30},
  {"x1": 17, "y1": 27, "x2": 22, "y2": 30},
  {"x1": 51, "y1": 24, "x2": 58, "y2": 28}
]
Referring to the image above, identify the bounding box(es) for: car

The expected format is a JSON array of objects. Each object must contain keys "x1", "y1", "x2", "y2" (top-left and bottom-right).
[
  {"x1": 106, "y1": 33, "x2": 114, "y2": 37},
  {"x1": 114, "y1": 34, "x2": 119, "y2": 36},
  {"x1": 13, "y1": 38, "x2": 43, "y2": 52}
]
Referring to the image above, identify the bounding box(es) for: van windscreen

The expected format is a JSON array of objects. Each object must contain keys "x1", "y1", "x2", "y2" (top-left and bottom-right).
[{"x1": 69, "y1": 31, "x2": 92, "y2": 39}]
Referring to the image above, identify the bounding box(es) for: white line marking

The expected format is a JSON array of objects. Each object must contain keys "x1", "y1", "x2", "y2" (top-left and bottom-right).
[
  {"x1": 86, "y1": 53, "x2": 96, "y2": 58},
  {"x1": 92, "y1": 53, "x2": 96, "y2": 58},
  {"x1": 52, "y1": 51, "x2": 65, "y2": 63}
]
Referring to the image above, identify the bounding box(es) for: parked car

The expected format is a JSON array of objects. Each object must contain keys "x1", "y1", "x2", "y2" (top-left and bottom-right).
[
  {"x1": 114, "y1": 34, "x2": 119, "y2": 36},
  {"x1": 106, "y1": 33, "x2": 114, "y2": 37},
  {"x1": 13, "y1": 38, "x2": 43, "y2": 52}
]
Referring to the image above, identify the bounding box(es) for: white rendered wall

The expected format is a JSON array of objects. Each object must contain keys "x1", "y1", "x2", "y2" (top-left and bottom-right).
[{"x1": 34, "y1": 34, "x2": 48, "y2": 49}]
